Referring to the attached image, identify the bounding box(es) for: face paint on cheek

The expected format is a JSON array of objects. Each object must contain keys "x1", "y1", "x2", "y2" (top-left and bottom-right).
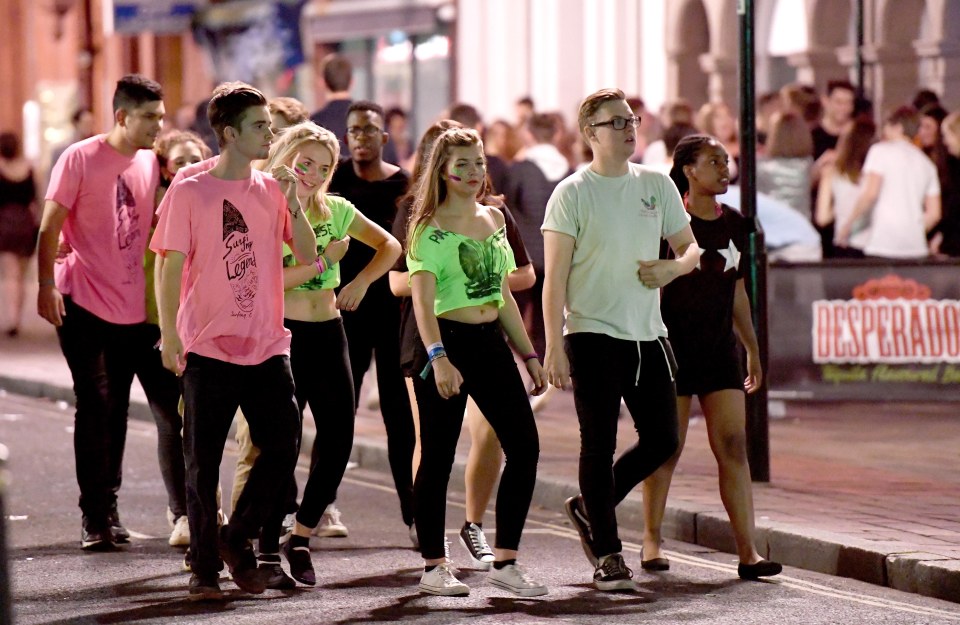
[
  {"x1": 295, "y1": 163, "x2": 309, "y2": 175},
  {"x1": 449, "y1": 166, "x2": 464, "y2": 182}
]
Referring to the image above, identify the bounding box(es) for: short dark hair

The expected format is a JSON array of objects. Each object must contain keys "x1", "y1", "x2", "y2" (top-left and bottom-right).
[
  {"x1": 347, "y1": 100, "x2": 385, "y2": 122},
  {"x1": 448, "y1": 103, "x2": 482, "y2": 129},
  {"x1": 207, "y1": 82, "x2": 267, "y2": 147},
  {"x1": 0, "y1": 132, "x2": 20, "y2": 159},
  {"x1": 112, "y1": 74, "x2": 163, "y2": 112},
  {"x1": 517, "y1": 96, "x2": 534, "y2": 108},
  {"x1": 912, "y1": 89, "x2": 940, "y2": 112},
  {"x1": 663, "y1": 123, "x2": 699, "y2": 156},
  {"x1": 826, "y1": 79, "x2": 856, "y2": 97},
  {"x1": 670, "y1": 134, "x2": 718, "y2": 197},
  {"x1": 887, "y1": 105, "x2": 920, "y2": 138},
  {"x1": 527, "y1": 113, "x2": 558, "y2": 143},
  {"x1": 321, "y1": 54, "x2": 353, "y2": 92},
  {"x1": 385, "y1": 107, "x2": 407, "y2": 125}
]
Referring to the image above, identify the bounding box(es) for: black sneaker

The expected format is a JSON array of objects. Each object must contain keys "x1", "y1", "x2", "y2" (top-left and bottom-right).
[
  {"x1": 258, "y1": 556, "x2": 296, "y2": 590},
  {"x1": 281, "y1": 539, "x2": 316, "y2": 586},
  {"x1": 188, "y1": 573, "x2": 224, "y2": 601},
  {"x1": 107, "y1": 508, "x2": 130, "y2": 544},
  {"x1": 738, "y1": 559, "x2": 783, "y2": 580},
  {"x1": 594, "y1": 553, "x2": 637, "y2": 591},
  {"x1": 81, "y1": 516, "x2": 112, "y2": 551},
  {"x1": 218, "y1": 526, "x2": 267, "y2": 594},
  {"x1": 564, "y1": 495, "x2": 598, "y2": 566},
  {"x1": 459, "y1": 523, "x2": 494, "y2": 570}
]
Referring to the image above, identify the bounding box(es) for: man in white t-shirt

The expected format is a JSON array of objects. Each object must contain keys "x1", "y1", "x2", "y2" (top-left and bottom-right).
[
  {"x1": 837, "y1": 106, "x2": 941, "y2": 259},
  {"x1": 541, "y1": 88, "x2": 699, "y2": 591}
]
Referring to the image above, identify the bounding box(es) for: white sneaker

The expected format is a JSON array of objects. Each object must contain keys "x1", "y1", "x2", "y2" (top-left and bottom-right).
[
  {"x1": 419, "y1": 563, "x2": 469, "y2": 596},
  {"x1": 169, "y1": 515, "x2": 190, "y2": 547},
  {"x1": 488, "y1": 563, "x2": 548, "y2": 597},
  {"x1": 313, "y1": 504, "x2": 348, "y2": 537}
]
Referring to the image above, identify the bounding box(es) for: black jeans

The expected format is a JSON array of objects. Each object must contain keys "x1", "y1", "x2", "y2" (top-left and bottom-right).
[
  {"x1": 342, "y1": 297, "x2": 415, "y2": 526},
  {"x1": 56, "y1": 297, "x2": 133, "y2": 525},
  {"x1": 412, "y1": 320, "x2": 540, "y2": 560},
  {"x1": 513, "y1": 269, "x2": 545, "y2": 358},
  {"x1": 565, "y1": 333, "x2": 680, "y2": 558},
  {"x1": 260, "y1": 318, "x2": 356, "y2": 551},
  {"x1": 111, "y1": 323, "x2": 186, "y2": 519},
  {"x1": 181, "y1": 353, "x2": 300, "y2": 578}
]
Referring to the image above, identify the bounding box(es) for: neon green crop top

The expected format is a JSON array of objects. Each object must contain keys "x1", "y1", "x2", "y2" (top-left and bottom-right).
[
  {"x1": 407, "y1": 223, "x2": 516, "y2": 316},
  {"x1": 282, "y1": 195, "x2": 356, "y2": 291}
]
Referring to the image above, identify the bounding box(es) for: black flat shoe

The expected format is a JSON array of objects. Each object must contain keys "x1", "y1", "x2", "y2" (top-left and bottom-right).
[
  {"x1": 640, "y1": 557, "x2": 670, "y2": 571},
  {"x1": 738, "y1": 559, "x2": 783, "y2": 580}
]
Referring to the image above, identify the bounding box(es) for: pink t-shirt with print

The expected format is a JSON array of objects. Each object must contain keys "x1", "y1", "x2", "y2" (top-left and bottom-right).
[
  {"x1": 46, "y1": 135, "x2": 160, "y2": 324},
  {"x1": 150, "y1": 169, "x2": 294, "y2": 365}
]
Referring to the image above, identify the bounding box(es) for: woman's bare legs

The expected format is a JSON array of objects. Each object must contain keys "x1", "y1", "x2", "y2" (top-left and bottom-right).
[
  {"x1": 641, "y1": 396, "x2": 691, "y2": 560},
  {"x1": 464, "y1": 397, "x2": 502, "y2": 524},
  {"x1": 700, "y1": 389, "x2": 763, "y2": 564}
]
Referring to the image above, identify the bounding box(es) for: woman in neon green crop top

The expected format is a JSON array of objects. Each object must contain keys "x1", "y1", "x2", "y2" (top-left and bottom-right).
[
  {"x1": 406, "y1": 127, "x2": 547, "y2": 597},
  {"x1": 243, "y1": 122, "x2": 401, "y2": 587}
]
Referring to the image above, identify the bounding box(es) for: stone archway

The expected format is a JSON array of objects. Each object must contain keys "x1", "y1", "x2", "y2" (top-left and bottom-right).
[
  {"x1": 666, "y1": 0, "x2": 710, "y2": 109},
  {"x1": 868, "y1": 0, "x2": 926, "y2": 115},
  {"x1": 800, "y1": 0, "x2": 854, "y2": 91}
]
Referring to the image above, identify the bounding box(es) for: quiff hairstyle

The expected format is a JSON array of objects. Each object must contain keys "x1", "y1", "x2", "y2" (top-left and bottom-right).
[
  {"x1": 112, "y1": 74, "x2": 163, "y2": 113},
  {"x1": 577, "y1": 88, "x2": 626, "y2": 139},
  {"x1": 206, "y1": 82, "x2": 267, "y2": 148}
]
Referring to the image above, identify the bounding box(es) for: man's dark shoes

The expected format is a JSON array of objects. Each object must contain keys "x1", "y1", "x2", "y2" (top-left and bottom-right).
[
  {"x1": 738, "y1": 559, "x2": 783, "y2": 580},
  {"x1": 258, "y1": 555, "x2": 296, "y2": 590},
  {"x1": 188, "y1": 573, "x2": 224, "y2": 601},
  {"x1": 218, "y1": 526, "x2": 267, "y2": 594},
  {"x1": 282, "y1": 538, "x2": 316, "y2": 586},
  {"x1": 107, "y1": 507, "x2": 130, "y2": 544},
  {"x1": 593, "y1": 553, "x2": 638, "y2": 591},
  {"x1": 564, "y1": 494, "x2": 598, "y2": 566},
  {"x1": 80, "y1": 516, "x2": 113, "y2": 551}
]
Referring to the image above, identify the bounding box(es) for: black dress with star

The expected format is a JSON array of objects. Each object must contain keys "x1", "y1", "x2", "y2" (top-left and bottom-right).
[{"x1": 661, "y1": 204, "x2": 750, "y2": 396}]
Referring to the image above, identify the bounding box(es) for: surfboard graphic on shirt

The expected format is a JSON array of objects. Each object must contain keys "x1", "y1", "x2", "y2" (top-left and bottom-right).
[
  {"x1": 222, "y1": 199, "x2": 258, "y2": 314},
  {"x1": 115, "y1": 176, "x2": 142, "y2": 283}
]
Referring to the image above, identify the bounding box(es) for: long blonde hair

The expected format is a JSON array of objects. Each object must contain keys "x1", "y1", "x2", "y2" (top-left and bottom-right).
[
  {"x1": 406, "y1": 127, "x2": 487, "y2": 260},
  {"x1": 262, "y1": 121, "x2": 339, "y2": 221}
]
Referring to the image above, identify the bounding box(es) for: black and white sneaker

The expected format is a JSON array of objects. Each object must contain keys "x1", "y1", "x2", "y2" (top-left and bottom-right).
[
  {"x1": 564, "y1": 494, "x2": 598, "y2": 566},
  {"x1": 107, "y1": 509, "x2": 130, "y2": 544},
  {"x1": 594, "y1": 553, "x2": 637, "y2": 591},
  {"x1": 459, "y1": 523, "x2": 495, "y2": 570}
]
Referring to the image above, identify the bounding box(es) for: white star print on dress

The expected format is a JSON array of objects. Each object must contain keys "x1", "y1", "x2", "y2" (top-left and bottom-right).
[{"x1": 718, "y1": 239, "x2": 740, "y2": 272}]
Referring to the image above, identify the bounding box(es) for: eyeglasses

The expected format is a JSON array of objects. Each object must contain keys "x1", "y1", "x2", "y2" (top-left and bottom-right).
[
  {"x1": 589, "y1": 115, "x2": 641, "y2": 130},
  {"x1": 347, "y1": 125, "x2": 383, "y2": 137}
]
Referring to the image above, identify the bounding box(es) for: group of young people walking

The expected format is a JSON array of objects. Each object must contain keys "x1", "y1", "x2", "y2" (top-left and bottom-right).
[{"x1": 38, "y1": 76, "x2": 780, "y2": 602}]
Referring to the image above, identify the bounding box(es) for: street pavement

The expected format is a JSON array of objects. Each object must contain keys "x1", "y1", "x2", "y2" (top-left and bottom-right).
[
  {"x1": 5, "y1": 391, "x2": 960, "y2": 624},
  {"x1": 0, "y1": 279, "x2": 959, "y2": 607}
]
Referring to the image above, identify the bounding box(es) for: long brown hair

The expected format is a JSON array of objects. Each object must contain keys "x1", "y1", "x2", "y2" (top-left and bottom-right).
[
  {"x1": 834, "y1": 117, "x2": 875, "y2": 183},
  {"x1": 407, "y1": 128, "x2": 488, "y2": 260}
]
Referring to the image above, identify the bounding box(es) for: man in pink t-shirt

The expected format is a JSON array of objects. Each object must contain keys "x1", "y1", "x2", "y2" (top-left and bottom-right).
[
  {"x1": 37, "y1": 74, "x2": 167, "y2": 552},
  {"x1": 151, "y1": 82, "x2": 317, "y2": 600}
]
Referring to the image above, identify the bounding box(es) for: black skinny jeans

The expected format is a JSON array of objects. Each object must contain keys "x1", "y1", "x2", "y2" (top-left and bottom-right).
[
  {"x1": 412, "y1": 319, "x2": 540, "y2": 561},
  {"x1": 260, "y1": 318, "x2": 356, "y2": 551},
  {"x1": 565, "y1": 333, "x2": 680, "y2": 558},
  {"x1": 342, "y1": 297, "x2": 415, "y2": 526},
  {"x1": 56, "y1": 297, "x2": 185, "y2": 523},
  {"x1": 181, "y1": 353, "x2": 300, "y2": 578}
]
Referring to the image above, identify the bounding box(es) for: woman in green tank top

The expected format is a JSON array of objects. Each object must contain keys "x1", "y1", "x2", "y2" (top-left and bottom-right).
[
  {"x1": 243, "y1": 122, "x2": 401, "y2": 588},
  {"x1": 405, "y1": 128, "x2": 548, "y2": 598}
]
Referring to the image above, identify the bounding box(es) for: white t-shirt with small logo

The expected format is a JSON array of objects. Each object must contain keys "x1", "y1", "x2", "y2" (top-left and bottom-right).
[{"x1": 542, "y1": 163, "x2": 688, "y2": 341}]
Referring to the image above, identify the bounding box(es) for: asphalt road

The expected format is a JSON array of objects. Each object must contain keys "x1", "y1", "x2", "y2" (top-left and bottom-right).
[{"x1": 3, "y1": 391, "x2": 959, "y2": 625}]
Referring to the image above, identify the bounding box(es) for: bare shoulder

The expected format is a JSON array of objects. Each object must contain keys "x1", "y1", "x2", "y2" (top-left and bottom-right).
[{"x1": 480, "y1": 204, "x2": 505, "y2": 229}]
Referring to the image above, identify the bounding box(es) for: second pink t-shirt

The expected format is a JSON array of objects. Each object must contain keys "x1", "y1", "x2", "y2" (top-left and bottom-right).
[
  {"x1": 150, "y1": 169, "x2": 294, "y2": 366},
  {"x1": 46, "y1": 135, "x2": 160, "y2": 324}
]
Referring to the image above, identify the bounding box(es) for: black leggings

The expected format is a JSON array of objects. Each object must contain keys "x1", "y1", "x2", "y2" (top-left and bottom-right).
[
  {"x1": 412, "y1": 319, "x2": 540, "y2": 560},
  {"x1": 565, "y1": 333, "x2": 680, "y2": 558},
  {"x1": 260, "y1": 318, "x2": 355, "y2": 550}
]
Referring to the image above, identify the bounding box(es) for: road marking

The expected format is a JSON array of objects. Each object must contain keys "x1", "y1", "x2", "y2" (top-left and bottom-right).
[{"x1": 341, "y1": 471, "x2": 960, "y2": 621}]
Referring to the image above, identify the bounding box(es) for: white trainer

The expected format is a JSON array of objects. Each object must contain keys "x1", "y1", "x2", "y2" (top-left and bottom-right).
[
  {"x1": 488, "y1": 563, "x2": 548, "y2": 597},
  {"x1": 419, "y1": 563, "x2": 469, "y2": 596},
  {"x1": 169, "y1": 515, "x2": 190, "y2": 547},
  {"x1": 313, "y1": 503, "x2": 348, "y2": 537}
]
